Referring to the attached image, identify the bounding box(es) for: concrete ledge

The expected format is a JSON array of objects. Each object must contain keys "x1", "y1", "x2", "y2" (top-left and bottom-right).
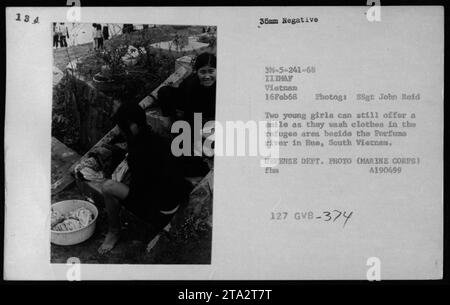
[{"x1": 150, "y1": 36, "x2": 209, "y2": 54}]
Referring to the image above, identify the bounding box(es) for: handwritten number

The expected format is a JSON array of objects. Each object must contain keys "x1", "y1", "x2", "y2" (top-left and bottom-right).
[
  {"x1": 33, "y1": 17, "x2": 39, "y2": 24},
  {"x1": 321, "y1": 210, "x2": 353, "y2": 226},
  {"x1": 16, "y1": 13, "x2": 20, "y2": 21},
  {"x1": 322, "y1": 211, "x2": 332, "y2": 221},
  {"x1": 24, "y1": 15, "x2": 30, "y2": 22},
  {"x1": 332, "y1": 210, "x2": 342, "y2": 222},
  {"x1": 342, "y1": 211, "x2": 353, "y2": 227}
]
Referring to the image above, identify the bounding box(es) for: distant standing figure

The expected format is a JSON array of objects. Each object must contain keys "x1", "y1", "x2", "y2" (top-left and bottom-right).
[
  {"x1": 92, "y1": 23, "x2": 98, "y2": 50},
  {"x1": 96, "y1": 24, "x2": 104, "y2": 49},
  {"x1": 52, "y1": 23, "x2": 59, "y2": 48},
  {"x1": 59, "y1": 23, "x2": 69, "y2": 48},
  {"x1": 102, "y1": 25, "x2": 109, "y2": 41},
  {"x1": 123, "y1": 24, "x2": 134, "y2": 34}
]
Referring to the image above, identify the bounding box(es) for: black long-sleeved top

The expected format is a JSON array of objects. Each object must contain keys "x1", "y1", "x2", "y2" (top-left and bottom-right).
[
  {"x1": 160, "y1": 74, "x2": 216, "y2": 124},
  {"x1": 126, "y1": 127, "x2": 186, "y2": 212},
  {"x1": 178, "y1": 74, "x2": 216, "y2": 123}
]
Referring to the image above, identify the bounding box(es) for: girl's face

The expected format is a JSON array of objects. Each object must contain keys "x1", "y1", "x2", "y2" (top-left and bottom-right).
[{"x1": 197, "y1": 65, "x2": 216, "y2": 87}]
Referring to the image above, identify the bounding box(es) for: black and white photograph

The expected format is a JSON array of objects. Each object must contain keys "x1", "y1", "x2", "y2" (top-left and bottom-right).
[
  {"x1": 3, "y1": 5, "x2": 445, "y2": 283},
  {"x1": 50, "y1": 23, "x2": 217, "y2": 264}
]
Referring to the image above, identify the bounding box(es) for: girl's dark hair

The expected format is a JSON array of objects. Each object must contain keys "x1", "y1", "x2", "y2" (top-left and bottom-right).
[
  {"x1": 194, "y1": 52, "x2": 216, "y2": 71},
  {"x1": 157, "y1": 86, "x2": 180, "y2": 116},
  {"x1": 112, "y1": 103, "x2": 147, "y2": 131}
]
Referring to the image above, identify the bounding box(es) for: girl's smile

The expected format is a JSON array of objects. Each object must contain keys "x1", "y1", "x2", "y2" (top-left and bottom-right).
[{"x1": 197, "y1": 65, "x2": 216, "y2": 87}]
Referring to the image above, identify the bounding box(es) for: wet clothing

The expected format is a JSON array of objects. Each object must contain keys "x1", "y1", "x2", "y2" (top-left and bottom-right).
[{"x1": 122, "y1": 127, "x2": 189, "y2": 225}]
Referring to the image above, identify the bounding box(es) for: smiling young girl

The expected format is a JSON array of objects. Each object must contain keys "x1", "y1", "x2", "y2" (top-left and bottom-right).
[
  {"x1": 157, "y1": 52, "x2": 217, "y2": 176},
  {"x1": 159, "y1": 52, "x2": 217, "y2": 124}
]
